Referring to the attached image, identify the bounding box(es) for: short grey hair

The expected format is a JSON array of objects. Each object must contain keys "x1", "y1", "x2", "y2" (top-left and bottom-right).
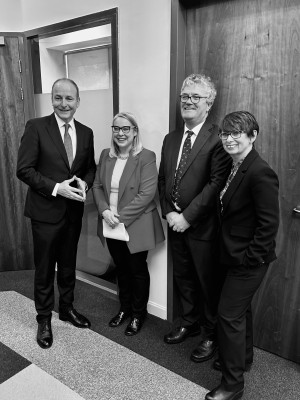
[{"x1": 181, "y1": 73, "x2": 217, "y2": 107}]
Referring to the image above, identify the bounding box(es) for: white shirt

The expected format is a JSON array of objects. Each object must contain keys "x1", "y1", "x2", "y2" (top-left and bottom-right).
[
  {"x1": 172, "y1": 121, "x2": 206, "y2": 211},
  {"x1": 109, "y1": 158, "x2": 128, "y2": 214},
  {"x1": 54, "y1": 114, "x2": 77, "y2": 159},
  {"x1": 52, "y1": 114, "x2": 77, "y2": 196},
  {"x1": 176, "y1": 121, "x2": 205, "y2": 168}
]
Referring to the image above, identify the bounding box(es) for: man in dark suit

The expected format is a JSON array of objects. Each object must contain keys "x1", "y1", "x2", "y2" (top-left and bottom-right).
[
  {"x1": 158, "y1": 73, "x2": 230, "y2": 362},
  {"x1": 17, "y1": 78, "x2": 96, "y2": 349}
]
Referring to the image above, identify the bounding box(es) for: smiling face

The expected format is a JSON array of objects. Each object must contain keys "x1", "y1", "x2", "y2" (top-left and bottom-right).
[
  {"x1": 222, "y1": 130, "x2": 257, "y2": 162},
  {"x1": 112, "y1": 116, "x2": 137, "y2": 154},
  {"x1": 180, "y1": 83, "x2": 211, "y2": 128},
  {"x1": 52, "y1": 80, "x2": 80, "y2": 123}
]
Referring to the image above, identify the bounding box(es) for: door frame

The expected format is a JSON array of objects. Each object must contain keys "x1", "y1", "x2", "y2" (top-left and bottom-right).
[
  {"x1": 167, "y1": 0, "x2": 187, "y2": 321},
  {"x1": 23, "y1": 8, "x2": 119, "y2": 120}
]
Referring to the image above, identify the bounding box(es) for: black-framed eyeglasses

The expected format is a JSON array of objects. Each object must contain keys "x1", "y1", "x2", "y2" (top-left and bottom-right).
[
  {"x1": 111, "y1": 126, "x2": 136, "y2": 134},
  {"x1": 179, "y1": 94, "x2": 208, "y2": 104},
  {"x1": 218, "y1": 131, "x2": 245, "y2": 140}
]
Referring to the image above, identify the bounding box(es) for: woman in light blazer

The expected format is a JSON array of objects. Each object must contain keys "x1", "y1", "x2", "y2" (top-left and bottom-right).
[
  {"x1": 206, "y1": 111, "x2": 279, "y2": 400},
  {"x1": 93, "y1": 112, "x2": 165, "y2": 336}
]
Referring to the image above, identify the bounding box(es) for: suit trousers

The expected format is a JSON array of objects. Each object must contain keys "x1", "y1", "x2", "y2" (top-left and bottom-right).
[
  {"x1": 218, "y1": 263, "x2": 268, "y2": 390},
  {"x1": 31, "y1": 215, "x2": 82, "y2": 323},
  {"x1": 106, "y1": 239, "x2": 149, "y2": 318},
  {"x1": 168, "y1": 228, "x2": 220, "y2": 338}
]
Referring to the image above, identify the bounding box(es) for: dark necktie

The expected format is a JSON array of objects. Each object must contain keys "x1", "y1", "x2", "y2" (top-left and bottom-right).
[
  {"x1": 171, "y1": 130, "x2": 193, "y2": 208},
  {"x1": 64, "y1": 123, "x2": 73, "y2": 167}
]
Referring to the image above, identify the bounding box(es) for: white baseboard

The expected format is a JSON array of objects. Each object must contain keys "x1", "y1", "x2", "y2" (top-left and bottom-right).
[
  {"x1": 76, "y1": 271, "x2": 167, "y2": 320},
  {"x1": 147, "y1": 301, "x2": 167, "y2": 320}
]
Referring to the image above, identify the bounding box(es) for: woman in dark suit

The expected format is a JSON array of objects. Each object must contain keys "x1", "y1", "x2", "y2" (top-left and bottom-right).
[
  {"x1": 206, "y1": 111, "x2": 279, "y2": 400},
  {"x1": 93, "y1": 112, "x2": 165, "y2": 336}
]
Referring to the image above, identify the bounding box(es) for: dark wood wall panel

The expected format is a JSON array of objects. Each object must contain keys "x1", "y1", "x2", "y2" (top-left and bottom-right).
[
  {"x1": 184, "y1": 0, "x2": 300, "y2": 362},
  {"x1": 0, "y1": 36, "x2": 33, "y2": 271}
]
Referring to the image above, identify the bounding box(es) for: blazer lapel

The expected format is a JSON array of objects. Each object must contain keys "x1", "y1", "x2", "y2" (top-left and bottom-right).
[
  {"x1": 181, "y1": 122, "x2": 218, "y2": 178},
  {"x1": 222, "y1": 149, "x2": 259, "y2": 214},
  {"x1": 46, "y1": 113, "x2": 70, "y2": 168},
  {"x1": 104, "y1": 155, "x2": 117, "y2": 201},
  {"x1": 118, "y1": 155, "x2": 138, "y2": 202}
]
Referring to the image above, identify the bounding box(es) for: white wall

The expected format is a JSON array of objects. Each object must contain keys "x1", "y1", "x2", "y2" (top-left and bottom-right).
[
  {"x1": 4, "y1": 0, "x2": 171, "y2": 319},
  {"x1": 0, "y1": 0, "x2": 22, "y2": 31}
]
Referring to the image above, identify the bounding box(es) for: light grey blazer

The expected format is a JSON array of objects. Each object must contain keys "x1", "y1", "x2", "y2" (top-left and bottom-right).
[{"x1": 93, "y1": 148, "x2": 165, "y2": 254}]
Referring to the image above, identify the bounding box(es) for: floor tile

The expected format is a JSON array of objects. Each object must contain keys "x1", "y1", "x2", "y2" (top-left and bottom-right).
[
  {"x1": 0, "y1": 341, "x2": 31, "y2": 384},
  {"x1": 0, "y1": 292, "x2": 208, "y2": 400},
  {"x1": 0, "y1": 364, "x2": 85, "y2": 400}
]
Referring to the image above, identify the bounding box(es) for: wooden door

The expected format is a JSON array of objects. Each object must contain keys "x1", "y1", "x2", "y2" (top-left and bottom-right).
[
  {"x1": 0, "y1": 35, "x2": 33, "y2": 271},
  {"x1": 171, "y1": 0, "x2": 300, "y2": 362}
]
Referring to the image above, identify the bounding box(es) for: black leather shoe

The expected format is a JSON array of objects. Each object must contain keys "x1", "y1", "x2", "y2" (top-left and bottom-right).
[
  {"x1": 164, "y1": 322, "x2": 201, "y2": 344},
  {"x1": 37, "y1": 320, "x2": 53, "y2": 349},
  {"x1": 213, "y1": 359, "x2": 252, "y2": 372},
  {"x1": 59, "y1": 308, "x2": 91, "y2": 328},
  {"x1": 205, "y1": 384, "x2": 244, "y2": 400},
  {"x1": 109, "y1": 311, "x2": 130, "y2": 327},
  {"x1": 124, "y1": 317, "x2": 144, "y2": 336},
  {"x1": 191, "y1": 339, "x2": 217, "y2": 362}
]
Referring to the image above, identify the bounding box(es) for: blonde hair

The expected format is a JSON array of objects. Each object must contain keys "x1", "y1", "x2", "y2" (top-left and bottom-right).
[{"x1": 109, "y1": 112, "x2": 143, "y2": 158}]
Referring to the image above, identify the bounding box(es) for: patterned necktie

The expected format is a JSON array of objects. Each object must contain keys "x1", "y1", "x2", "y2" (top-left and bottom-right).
[
  {"x1": 171, "y1": 130, "x2": 193, "y2": 207},
  {"x1": 64, "y1": 123, "x2": 73, "y2": 167},
  {"x1": 219, "y1": 159, "x2": 244, "y2": 214}
]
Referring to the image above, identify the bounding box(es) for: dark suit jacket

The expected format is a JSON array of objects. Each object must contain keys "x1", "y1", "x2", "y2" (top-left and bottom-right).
[
  {"x1": 93, "y1": 148, "x2": 165, "y2": 254},
  {"x1": 17, "y1": 113, "x2": 96, "y2": 223},
  {"x1": 219, "y1": 148, "x2": 279, "y2": 267},
  {"x1": 158, "y1": 121, "x2": 231, "y2": 240}
]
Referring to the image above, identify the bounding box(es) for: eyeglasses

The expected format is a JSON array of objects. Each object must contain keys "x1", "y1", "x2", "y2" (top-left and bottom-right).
[
  {"x1": 179, "y1": 94, "x2": 208, "y2": 104},
  {"x1": 218, "y1": 131, "x2": 245, "y2": 140},
  {"x1": 111, "y1": 126, "x2": 136, "y2": 134}
]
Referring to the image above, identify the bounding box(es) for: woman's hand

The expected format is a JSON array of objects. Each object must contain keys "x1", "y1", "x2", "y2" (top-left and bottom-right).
[{"x1": 102, "y1": 209, "x2": 120, "y2": 228}]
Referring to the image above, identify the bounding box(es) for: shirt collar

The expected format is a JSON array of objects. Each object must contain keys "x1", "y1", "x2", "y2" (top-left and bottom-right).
[
  {"x1": 54, "y1": 113, "x2": 75, "y2": 131},
  {"x1": 184, "y1": 120, "x2": 205, "y2": 137}
]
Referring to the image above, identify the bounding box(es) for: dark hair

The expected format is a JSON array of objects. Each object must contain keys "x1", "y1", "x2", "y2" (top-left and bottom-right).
[
  {"x1": 221, "y1": 111, "x2": 259, "y2": 137},
  {"x1": 51, "y1": 78, "x2": 80, "y2": 99}
]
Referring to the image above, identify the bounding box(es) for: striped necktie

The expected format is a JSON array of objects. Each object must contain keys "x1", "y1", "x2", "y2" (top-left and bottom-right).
[{"x1": 64, "y1": 123, "x2": 73, "y2": 167}]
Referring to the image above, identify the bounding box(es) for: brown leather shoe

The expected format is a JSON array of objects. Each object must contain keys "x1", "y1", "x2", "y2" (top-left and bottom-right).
[
  {"x1": 205, "y1": 384, "x2": 244, "y2": 400},
  {"x1": 37, "y1": 320, "x2": 53, "y2": 349},
  {"x1": 164, "y1": 322, "x2": 201, "y2": 344},
  {"x1": 191, "y1": 339, "x2": 217, "y2": 362},
  {"x1": 213, "y1": 359, "x2": 252, "y2": 372},
  {"x1": 59, "y1": 308, "x2": 91, "y2": 328},
  {"x1": 109, "y1": 311, "x2": 130, "y2": 327}
]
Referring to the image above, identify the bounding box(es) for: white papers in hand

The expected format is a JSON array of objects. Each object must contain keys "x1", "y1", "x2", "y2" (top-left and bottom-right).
[{"x1": 103, "y1": 220, "x2": 129, "y2": 241}]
